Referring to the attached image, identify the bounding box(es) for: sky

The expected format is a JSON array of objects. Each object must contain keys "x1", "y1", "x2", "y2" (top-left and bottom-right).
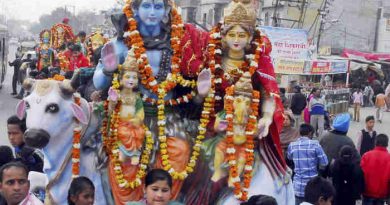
[{"x1": 1, "y1": 0, "x2": 119, "y2": 22}]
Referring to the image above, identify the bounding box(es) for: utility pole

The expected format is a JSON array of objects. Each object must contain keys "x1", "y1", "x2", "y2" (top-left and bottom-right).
[
  {"x1": 316, "y1": 0, "x2": 331, "y2": 53},
  {"x1": 297, "y1": 0, "x2": 307, "y2": 28},
  {"x1": 272, "y1": 0, "x2": 281, "y2": 27}
]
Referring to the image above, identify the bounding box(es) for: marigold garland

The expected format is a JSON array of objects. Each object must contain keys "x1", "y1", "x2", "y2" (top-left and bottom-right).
[
  {"x1": 109, "y1": 101, "x2": 154, "y2": 189},
  {"x1": 100, "y1": 70, "x2": 154, "y2": 189},
  {"x1": 72, "y1": 94, "x2": 82, "y2": 178},
  {"x1": 156, "y1": 80, "x2": 215, "y2": 180},
  {"x1": 48, "y1": 74, "x2": 65, "y2": 81},
  {"x1": 224, "y1": 86, "x2": 260, "y2": 201}
]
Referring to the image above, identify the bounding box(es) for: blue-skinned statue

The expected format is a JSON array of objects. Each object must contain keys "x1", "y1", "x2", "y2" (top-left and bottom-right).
[{"x1": 93, "y1": 0, "x2": 211, "y2": 204}]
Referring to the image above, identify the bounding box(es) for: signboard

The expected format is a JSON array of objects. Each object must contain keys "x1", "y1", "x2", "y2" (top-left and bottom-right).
[
  {"x1": 260, "y1": 26, "x2": 310, "y2": 60},
  {"x1": 274, "y1": 58, "x2": 305, "y2": 74},
  {"x1": 311, "y1": 61, "x2": 331, "y2": 74},
  {"x1": 330, "y1": 60, "x2": 349, "y2": 73}
]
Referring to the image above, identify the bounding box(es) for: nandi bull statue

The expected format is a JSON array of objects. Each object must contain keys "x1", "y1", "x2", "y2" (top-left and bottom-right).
[{"x1": 16, "y1": 79, "x2": 109, "y2": 205}]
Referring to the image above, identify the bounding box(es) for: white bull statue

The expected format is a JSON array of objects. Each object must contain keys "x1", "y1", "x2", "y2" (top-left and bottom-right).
[{"x1": 16, "y1": 79, "x2": 109, "y2": 205}]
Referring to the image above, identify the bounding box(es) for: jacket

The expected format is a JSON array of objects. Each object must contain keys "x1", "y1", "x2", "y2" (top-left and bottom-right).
[
  {"x1": 290, "y1": 92, "x2": 307, "y2": 115},
  {"x1": 361, "y1": 147, "x2": 390, "y2": 199}
]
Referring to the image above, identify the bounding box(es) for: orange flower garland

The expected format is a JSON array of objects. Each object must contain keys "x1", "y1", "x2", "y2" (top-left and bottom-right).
[
  {"x1": 109, "y1": 101, "x2": 154, "y2": 189},
  {"x1": 72, "y1": 94, "x2": 82, "y2": 178},
  {"x1": 224, "y1": 86, "x2": 260, "y2": 201}
]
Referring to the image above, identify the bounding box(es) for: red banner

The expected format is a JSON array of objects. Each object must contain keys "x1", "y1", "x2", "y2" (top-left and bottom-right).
[
  {"x1": 341, "y1": 48, "x2": 390, "y2": 61},
  {"x1": 311, "y1": 61, "x2": 331, "y2": 73}
]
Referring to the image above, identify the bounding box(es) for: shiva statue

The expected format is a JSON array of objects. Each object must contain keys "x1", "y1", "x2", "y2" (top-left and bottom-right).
[
  {"x1": 37, "y1": 29, "x2": 55, "y2": 71},
  {"x1": 184, "y1": 0, "x2": 295, "y2": 204},
  {"x1": 94, "y1": 0, "x2": 210, "y2": 204}
]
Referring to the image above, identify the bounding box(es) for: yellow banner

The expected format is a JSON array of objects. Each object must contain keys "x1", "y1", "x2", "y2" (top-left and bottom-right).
[{"x1": 275, "y1": 58, "x2": 305, "y2": 74}]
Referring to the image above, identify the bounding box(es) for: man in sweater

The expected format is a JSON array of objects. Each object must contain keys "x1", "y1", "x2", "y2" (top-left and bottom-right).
[
  {"x1": 290, "y1": 85, "x2": 307, "y2": 128},
  {"x1": 356, "y1": 115, "x2": 377, "y2": 156},
  {"x1": 308, "y1": 88, "x2": 326, "y2": 138},
  {"x1": 360, "y1": 134, "x2": 390, "y2": 205},
  {"x1": 320, "y1": 113, "x2": 359, "y2": 166}
]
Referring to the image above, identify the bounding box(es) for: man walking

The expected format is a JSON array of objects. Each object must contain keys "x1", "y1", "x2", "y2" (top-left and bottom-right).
[
  {"x1": 287, "y1": 124, "x2": 329, "y2": 205},
  {"x1": 290, "y1": 85, "x2": 307, "y2": 128},
  {"x1": 360, "y1": 134, "x2": 390, "y2": 205},
  {"x1": 8, "y1": 54, "x2": 22, "y2": 95},
  {"x1": 375, "y1": 92, "x2": 386, "y2": 123},
  {"x1": 308, "y1": 88, "x2": 326, "y2": 138}
]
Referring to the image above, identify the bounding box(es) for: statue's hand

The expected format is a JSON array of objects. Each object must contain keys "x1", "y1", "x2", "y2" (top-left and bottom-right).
[
  {"x1": 197, "y1": 69, "x2": 211, "y2": 98},
  {"x1": 101, "y1": 42, "x2": 118, "y2": 73},
  {"x1": 257, "y1": 116, "x2": 272, "y2": 139},
  {"x1": 108, "y1": 87, "x2": 119, "y2": 102}
]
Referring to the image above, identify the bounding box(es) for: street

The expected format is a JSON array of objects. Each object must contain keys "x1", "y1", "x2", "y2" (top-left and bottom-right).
[{"x1": 0, "y1": 44, "x2": 18, "y2": 147}]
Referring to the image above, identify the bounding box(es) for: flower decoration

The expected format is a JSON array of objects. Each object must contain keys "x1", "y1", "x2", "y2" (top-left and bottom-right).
[
  {"x1": 72, "y1": 94, "x2": 82, "y2": 178},
  {"x1": 224, "y1": 86, "x2": 260, "y2": 201}
]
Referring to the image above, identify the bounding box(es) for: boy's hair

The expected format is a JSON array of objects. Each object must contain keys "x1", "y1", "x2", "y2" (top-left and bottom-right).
[
  {"x1": 77, "y1": 31, "x2": 86, "y2": 37},
  {"x1": 304, "y1": 176, "x2": 335, "y2": 204},
  {"x1": 240, "y1": 194, "x2": 277, "y2": 205},
  {"x1": 299, "y1": 124, "x2": 314, "y2": 136},
  {"x1": 7, "y1": 115, "x2": 27, "y2": 132},
  {"x1": 365, "y1": 115, "x2": 375, "y2": 122},
  {"x1": 376, "y1": 134, "x2": 388, "y2": 147}
]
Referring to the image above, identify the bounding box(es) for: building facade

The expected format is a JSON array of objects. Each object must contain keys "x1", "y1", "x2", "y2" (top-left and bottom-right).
[{"x1": 177, "y1": 0, "x2": 387, "y2": 53}]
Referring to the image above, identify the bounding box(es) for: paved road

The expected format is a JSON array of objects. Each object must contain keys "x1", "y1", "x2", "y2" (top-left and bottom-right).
[{"x1": 0, "y1": 44, "x2": 19, "y2": 147}]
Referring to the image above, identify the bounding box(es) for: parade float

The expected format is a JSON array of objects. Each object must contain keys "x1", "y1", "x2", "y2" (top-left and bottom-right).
[{"x1": 18, "y1": 0, "x2": 294, "y2": 204}]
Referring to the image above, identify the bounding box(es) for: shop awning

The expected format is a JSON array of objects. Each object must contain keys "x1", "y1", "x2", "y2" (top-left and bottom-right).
[{"x1": 341, "y1": 48, "x2": 390, "y2": 61}]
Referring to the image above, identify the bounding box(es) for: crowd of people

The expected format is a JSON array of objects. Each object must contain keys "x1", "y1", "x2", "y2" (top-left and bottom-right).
[{"x1": 280, "y1": 85, "x2": 390, "y2": 205}]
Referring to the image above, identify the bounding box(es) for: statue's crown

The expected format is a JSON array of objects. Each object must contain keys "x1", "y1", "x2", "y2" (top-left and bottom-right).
[
  {"x1": 234, "y1": 72, "x2": 253, "y2": 96},
  {"x1": 121, "y1": 48, "x2": 138, "y2": 72},
  {"x1": 90, "y1": 33, "x2": 106, "y2": 44},
  {"x1": 224, "y1": 0, "x2": 257, "y2": 28}
]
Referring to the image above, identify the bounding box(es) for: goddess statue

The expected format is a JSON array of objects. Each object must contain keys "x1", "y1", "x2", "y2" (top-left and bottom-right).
[
  {"x1": 188, "y1": 0, "x2": 295, "y2": 204},
  {"x1": 37, "y1": 29, "x2": 55, "y2": 71}
]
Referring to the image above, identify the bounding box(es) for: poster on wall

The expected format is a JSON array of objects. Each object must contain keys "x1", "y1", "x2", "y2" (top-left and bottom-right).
[
  {"x1": 311, "y1": 61, "x2": 331, "y2": 73},
  {"x1": 259, "y1": 26, "x2": 310, "y2": 61},
  {"x1": 330, "y1": 60, "x2": 349, "y2": 73},
  {"x1": 274, "y1": 58, "x2": 305, "y2": 74}
]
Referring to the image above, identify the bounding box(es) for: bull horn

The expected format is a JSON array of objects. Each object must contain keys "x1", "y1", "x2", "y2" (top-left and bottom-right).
[
  {"x1": 59, "y1": 79, "x2": 76, "y2": 99},
  {"x1": 70, "y1": 69, "x2": 81, "y2": 91}
]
